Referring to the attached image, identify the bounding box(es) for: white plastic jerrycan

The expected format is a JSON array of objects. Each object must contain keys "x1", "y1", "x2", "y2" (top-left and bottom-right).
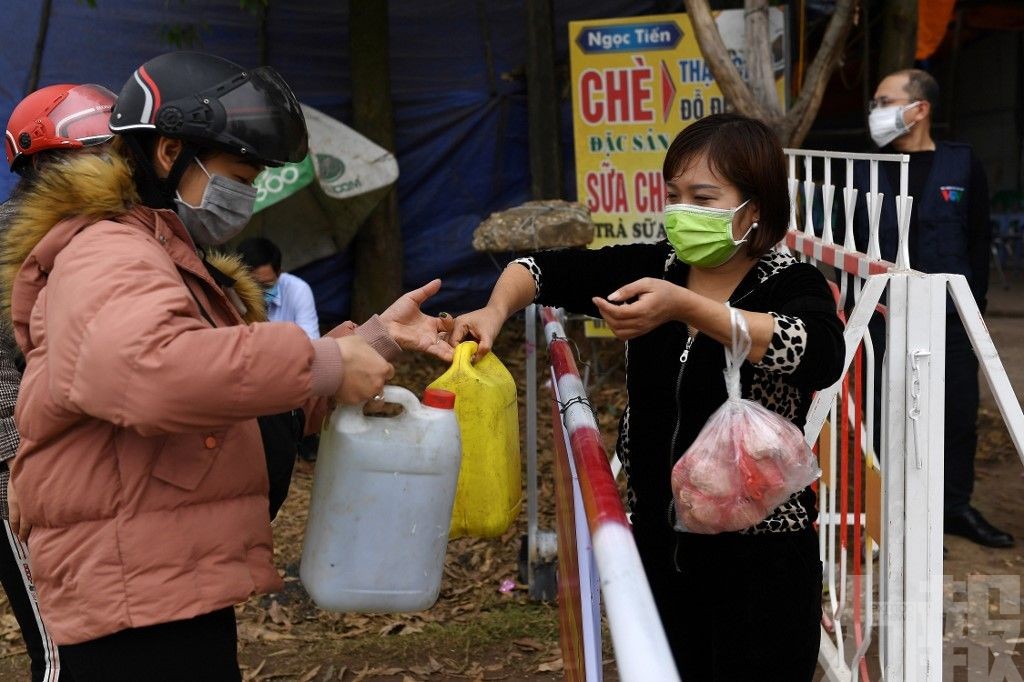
[{"x1": 300, "y1": 386, "x2": 461, "y2": 613}]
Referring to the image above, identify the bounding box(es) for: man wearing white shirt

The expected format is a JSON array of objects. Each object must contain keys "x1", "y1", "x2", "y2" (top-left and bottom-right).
[
  {"x1": 238, "y1": 237, "x2": 323, "y2": 462},
  {"x1": 238, "y1": 238, "x2": 320, "y2": 339}
]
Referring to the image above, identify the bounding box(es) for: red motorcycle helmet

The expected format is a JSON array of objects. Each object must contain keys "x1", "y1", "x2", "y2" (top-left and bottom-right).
[{"x1": 4, "y1": 83, "x2": 117, "y2": 174}]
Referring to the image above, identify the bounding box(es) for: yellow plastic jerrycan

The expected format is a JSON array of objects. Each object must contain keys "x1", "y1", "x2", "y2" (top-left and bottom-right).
[{"x1": 428, "y1": 341, "x2": 522, "y2": 538}]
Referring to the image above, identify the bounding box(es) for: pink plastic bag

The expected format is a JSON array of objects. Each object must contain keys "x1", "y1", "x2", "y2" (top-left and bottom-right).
[{"x1": 671, "y1": 308, "x2": 820, "y2": 534}]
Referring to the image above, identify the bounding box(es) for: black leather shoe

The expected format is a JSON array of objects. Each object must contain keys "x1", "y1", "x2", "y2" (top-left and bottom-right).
[{"x1": 944, "y1": 507, "x2": 1015, "y2": 548}]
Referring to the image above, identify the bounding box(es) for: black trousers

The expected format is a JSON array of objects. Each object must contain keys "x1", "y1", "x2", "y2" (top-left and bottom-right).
[
  {"x1": 868, "y1": 312, "x2": 978, "y2": 514},
  {"x1": 634, "y1": 521, "x2": 822, "y2": 682},
  {"x1": 0, "y1": 520, "x2": 58, "y2": 681},
  {"x1": 58, "y1": 607, "x2": 241, "y2": 682}
]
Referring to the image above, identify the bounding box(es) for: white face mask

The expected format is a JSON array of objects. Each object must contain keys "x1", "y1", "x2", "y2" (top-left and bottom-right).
[
  {"x1": 174, "y1": 159, "x2": 258, "y2": 246},
  {"x1": 868, "y1": 101, "x2": 921, "y2": 148}
]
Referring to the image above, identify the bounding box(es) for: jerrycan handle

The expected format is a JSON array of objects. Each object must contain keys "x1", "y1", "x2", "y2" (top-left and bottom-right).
[
  {"x1": 452, "y1": 341, "x2": 483, "y2": 377},
  {"x1": 337, "y1": 385, "x2": 420, "y2": 423},
  {"x1": 376, "y1": 385, "x2": 422, "y2": 414}
]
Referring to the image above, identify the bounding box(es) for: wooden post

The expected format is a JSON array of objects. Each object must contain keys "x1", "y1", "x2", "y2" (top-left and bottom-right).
[
  {"x1": 878, "y1": 0, "x2": 918, "y2": 78},
  {"x1": 349, "y1": 0, "x2": 403, "y2": 322},
  {"x1": 525, "y1": 0, "x2": 562, "y2": 199}
]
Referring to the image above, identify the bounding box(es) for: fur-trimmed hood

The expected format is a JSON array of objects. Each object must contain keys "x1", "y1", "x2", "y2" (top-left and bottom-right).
[
  {"x1": 205, "y1": 251, "x2": 267, "y2": 324},
  {"x1": 0, "y1": 145, "x2": 266, "y2": 334}
]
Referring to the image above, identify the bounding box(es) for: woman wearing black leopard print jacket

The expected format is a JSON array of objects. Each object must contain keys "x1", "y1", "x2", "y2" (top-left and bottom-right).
[{"x1": 452, "y1": 114, "x2": 845, "y2": 681}]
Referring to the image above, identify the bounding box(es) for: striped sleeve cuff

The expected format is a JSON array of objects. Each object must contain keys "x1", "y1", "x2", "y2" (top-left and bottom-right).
[
  {"x1": 309, "y1": 338, "x2": 344, "y2": 397},
  {"x1": 355, "y1": 314, "x2": 401, "y2": 362}
]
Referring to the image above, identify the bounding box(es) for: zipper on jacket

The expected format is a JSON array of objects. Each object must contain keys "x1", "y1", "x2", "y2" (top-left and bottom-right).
[
  {"x1": 668, "y1": 331, "x2": 695, "y2": 568},
  {"x1": 667, "y1": 332, "x2": 695, "y2": 468}
]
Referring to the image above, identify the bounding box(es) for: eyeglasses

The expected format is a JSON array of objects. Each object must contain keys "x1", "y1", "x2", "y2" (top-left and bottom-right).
[{"x1": 868, "y1": 96, "x2": 911, "y2": 112}]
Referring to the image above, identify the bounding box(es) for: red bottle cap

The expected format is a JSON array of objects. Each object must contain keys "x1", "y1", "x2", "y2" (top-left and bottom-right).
[{"x1": 422, "y1": 388, "x2": 456, "y2": 410}]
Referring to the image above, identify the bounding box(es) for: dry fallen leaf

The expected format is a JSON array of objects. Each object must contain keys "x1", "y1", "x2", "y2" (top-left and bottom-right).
[
  {"x1": 268, "y1": 600, "x2": 291, "y2": 627},
  {"x1": 398, "y1": 622, "x2": 425, "y2": 636},
  {"x1": 242, "y1": 659, "x2": 266, "y2": 681},
  {"x1": 513, "y1": 637, "x2": 546, "y2": 651},
  {"x1": 298, "y1": 665, "x2": 321, "y2": 682}
]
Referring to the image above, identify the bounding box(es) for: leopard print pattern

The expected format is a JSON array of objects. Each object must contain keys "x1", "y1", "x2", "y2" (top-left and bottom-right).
[
  {"x1": 511, "y1": 257, "x2": 542, "y2": 301},
  {"x1": 741, "y1": 250, "x2": 815, "y2": 535},
  {"x1": 754, "y1": 249, "x2": 796, "y2": 282},
  {"x1": 748, "y1": 365, "x2": 804, "y2": 420},
  {"x1": 754, "y1": 313, "x2": 807, "y2": 375},
  {"x1": 745, "y1": 492, "x2": 810, "y2": 534}
]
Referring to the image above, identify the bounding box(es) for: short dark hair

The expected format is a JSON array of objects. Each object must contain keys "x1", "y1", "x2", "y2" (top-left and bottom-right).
[
  {"x1": 237, "y1": 237, "x2": 282, "y2": 273},
  {"x1": 662, "y1": 113, "x2": 789, "y2": 258},
  {"x1": 895, "y1": 68, "x2": 940, "y2": 110}
]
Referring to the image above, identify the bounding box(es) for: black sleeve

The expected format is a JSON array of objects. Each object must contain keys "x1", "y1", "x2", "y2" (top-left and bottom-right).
[
  {"x1": 512, "y1": 242, "x2": 669, "y2": 318},
  {"x1": 966, "y1": 151, "x2": 991, "y2": 313},
  {"x1": 753, "y1": 263, "x2": 846, "y2": 390}
]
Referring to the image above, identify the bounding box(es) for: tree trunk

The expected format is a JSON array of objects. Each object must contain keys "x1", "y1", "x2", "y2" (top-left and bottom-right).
[
  {"x1": 878, "y1": 0, "x2": 918, "y2": 78},
  {"x1": 683, "y1": 0, "x2": 768, "y2": 119},
  {"x1": 745, "y1": 0, "x2": 783, "y2": 120},
  {"x1": 349, "y1": 0, "x2": 403, "y2": 323},
  {"x1": 682, "y1": 0, "x2": 857, "y2": 147},
  {"x1": 525, "y1": 0, "x2": 562, "y2": 199}
]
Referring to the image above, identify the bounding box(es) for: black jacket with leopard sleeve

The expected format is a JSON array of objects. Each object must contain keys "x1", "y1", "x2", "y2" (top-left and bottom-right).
[{"x1": 515, "y1": 243, "x2": 845, "y2": 536}]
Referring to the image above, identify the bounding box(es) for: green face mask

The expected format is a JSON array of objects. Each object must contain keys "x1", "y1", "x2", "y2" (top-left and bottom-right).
[{"x1": 664, "y1": 200, "x2": 753, "y2": 268}]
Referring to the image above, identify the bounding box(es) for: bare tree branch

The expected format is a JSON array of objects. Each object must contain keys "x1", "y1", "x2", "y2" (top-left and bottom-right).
[
  {"x1": 682, "y1": 0, "x2": 767, "y2": 120},
  {"x1": 683, "y1": 0, "x2": 857, "y2": 145}
]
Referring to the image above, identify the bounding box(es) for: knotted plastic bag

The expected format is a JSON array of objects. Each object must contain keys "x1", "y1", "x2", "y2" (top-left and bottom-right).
[{"x1": 670, "y1": 307, "x2": 821, "y2": 534}]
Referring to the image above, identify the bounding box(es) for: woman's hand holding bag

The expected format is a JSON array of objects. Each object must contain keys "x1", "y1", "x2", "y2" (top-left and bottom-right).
[{"x1": 670, "y1": 307, "x2": 821, "y2": 534}]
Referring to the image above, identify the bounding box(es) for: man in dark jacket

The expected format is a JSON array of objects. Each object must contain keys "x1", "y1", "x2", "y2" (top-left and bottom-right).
[{"x1": 857, "y1": 68, "x2": 1011, "y2": 548}]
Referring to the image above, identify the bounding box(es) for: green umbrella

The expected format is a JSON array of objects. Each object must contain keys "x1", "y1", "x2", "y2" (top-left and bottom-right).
[
  {"x1": 253, "y1": 154, "x2": 317, "y2": 213},
  {"x1": 238, "y1": 104, "x2": 399, "y2": 271}
]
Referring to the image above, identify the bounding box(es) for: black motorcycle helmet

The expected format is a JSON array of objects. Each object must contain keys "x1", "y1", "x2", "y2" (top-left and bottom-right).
[{"x1": 110, "y1": 51, "x2": 307, "y2": 207}]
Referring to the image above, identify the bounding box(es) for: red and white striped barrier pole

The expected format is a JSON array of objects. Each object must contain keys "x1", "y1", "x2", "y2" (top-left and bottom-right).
[{"x1": 540, "y1": 307, "x2": 679, "y2": 682}]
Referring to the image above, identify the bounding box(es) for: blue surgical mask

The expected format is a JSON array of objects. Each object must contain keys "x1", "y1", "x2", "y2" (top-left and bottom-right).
[
  {"x1": 174, "y1": 158, "x2": 258, "y2": 246},
  {"x1": 263, "y1": 280, "x2": 280, "y2": 306}
]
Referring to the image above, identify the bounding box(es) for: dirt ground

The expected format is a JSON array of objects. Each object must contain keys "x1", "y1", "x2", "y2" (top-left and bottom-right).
[{"x1": 0, "y1": 317, "x2": 1022, "y2": 680}]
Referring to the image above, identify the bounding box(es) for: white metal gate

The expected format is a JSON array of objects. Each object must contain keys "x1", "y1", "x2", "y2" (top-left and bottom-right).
[{"x1": 786, "y1": 148, "x2": 1024, "y2": 681}]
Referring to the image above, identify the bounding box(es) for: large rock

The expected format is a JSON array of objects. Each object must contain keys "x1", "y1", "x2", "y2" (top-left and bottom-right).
[{"x1": 472, "y1": 200, "x2": 593, "y2": 253}]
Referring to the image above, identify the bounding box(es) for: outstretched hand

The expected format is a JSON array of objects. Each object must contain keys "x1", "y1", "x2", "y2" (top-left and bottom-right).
[
  {"x1": 380, "y1": 279, "x2": 455, "y2": 362},
  {"x1": 591, "y1": 277, "x2": 687, "y2": 340},
  {"x1": 449, "y1": 306, "x2": 506, "y2": 362}
]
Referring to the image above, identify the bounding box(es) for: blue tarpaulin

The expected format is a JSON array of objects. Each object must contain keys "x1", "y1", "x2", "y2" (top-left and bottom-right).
[{"x1": 0, "y1": 0, "x2": 661, "y2": 321}]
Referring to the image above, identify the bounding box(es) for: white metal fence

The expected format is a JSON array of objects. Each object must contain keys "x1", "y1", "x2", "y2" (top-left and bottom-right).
[{"x1": 786, "y1": 147, "x2": 1024, "y2": 681}]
